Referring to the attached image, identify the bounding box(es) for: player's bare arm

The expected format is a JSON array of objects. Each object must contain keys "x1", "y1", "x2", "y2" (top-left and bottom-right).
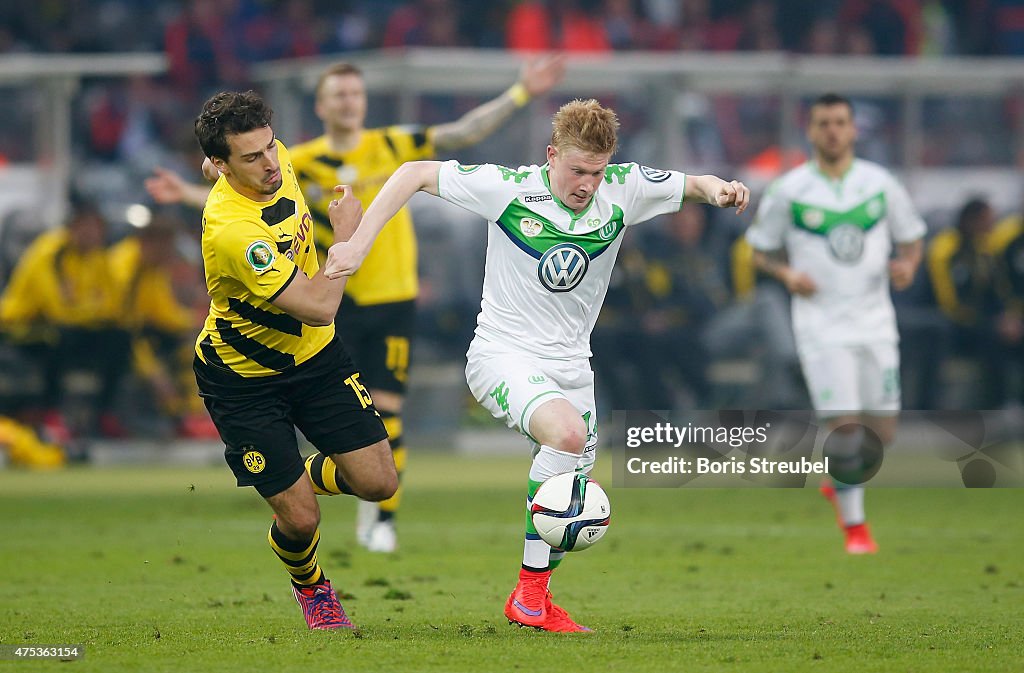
[
  {"x1": 753, "y1": 249, "x2": 818, "y2": 296},
  {"x1": 271, "y1": 185, "x2": 362, "y2": 325},
  {"x1": 684, "y1": 174, "x2": 751, "y2": 214},
  {"x1": 145, "y1": 167, "x2": 212, "y2": 209},
  {"x1": 888, "y1": 238, "x2": 923, "y2": 291},
  {"x1": 324, "y1": 161, "x2": 442, "y2": 280},
  {"x1": 432, "y1": 54, "x2": 566, "y2": 151}
]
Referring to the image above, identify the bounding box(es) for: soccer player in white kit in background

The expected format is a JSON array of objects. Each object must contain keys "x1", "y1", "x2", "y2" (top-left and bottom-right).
[
  {"x1": 325, "y1": 98, "x2": 750, "y2": 631},
  {"x1": 746, "y1": 93, "x2": 926, "y2": 554}
]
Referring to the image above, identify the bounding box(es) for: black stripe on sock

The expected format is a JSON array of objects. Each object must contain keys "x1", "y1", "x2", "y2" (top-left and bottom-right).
[
  {"x1": 521, "y1": 563, "x2": 550, "y2": 572},
  {"x1": 291, "y1": 569, "x2": 326, "y2": 589},
  {"x1": 292, "y1": 566, "x2": 321, "y2": 582},
  {"x1": 307, "y1": 454, "x2": 329, "y2": 492},
  {"x1": 270, "y1": 521, "x2": 314, "y2": 553}
]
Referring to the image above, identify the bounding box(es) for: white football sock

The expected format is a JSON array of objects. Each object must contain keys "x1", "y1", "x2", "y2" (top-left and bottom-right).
[
  {"x1": 825, "y1": 426, "x2": 868, "y2": 526},
  {"x1": 523, "y1": 445, "x2": 582, "y2": 570},
  {"x1": 835, "y1": 485, "x2": 866, "y2": 527}
]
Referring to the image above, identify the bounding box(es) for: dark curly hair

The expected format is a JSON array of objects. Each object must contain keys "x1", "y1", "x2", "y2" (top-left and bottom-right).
[{"x1": 194, "y1": 90, "x2": 273, "y2": 161}]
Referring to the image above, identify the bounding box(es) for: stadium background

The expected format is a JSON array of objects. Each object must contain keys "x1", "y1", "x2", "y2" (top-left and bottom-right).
[{"x1": 1, "y1": 1, "x2": 1023, "y2": 452}]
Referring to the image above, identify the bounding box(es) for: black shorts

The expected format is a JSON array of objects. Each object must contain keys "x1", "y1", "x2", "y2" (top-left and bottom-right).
[
  {"x1": 335, "y1": 297, "x2": 416, "y2": 395},
  {"x1": 194, "y1": 336, "x2": 388, "y2": 498}
]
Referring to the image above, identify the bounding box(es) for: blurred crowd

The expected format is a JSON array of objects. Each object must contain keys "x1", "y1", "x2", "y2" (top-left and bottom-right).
[
  {"x1": 2, "y1": 0, "x2": 1024, "y2": 467},
  {"x1": 2, "y1": 2, "x2": 1022, "y2": 169},
  {"x1": 2, "y1": 0, "x2": 1022, "y2": 59},
  {"x1": 0, "y1": 201, "x2": 215, "y2": 465}
]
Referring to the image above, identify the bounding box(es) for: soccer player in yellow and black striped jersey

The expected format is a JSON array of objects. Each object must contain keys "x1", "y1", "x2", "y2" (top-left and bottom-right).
[
  {"x1": 146, "y1": 55, "x2": 567, "y2": 553},
  {"x1": 191, "y1": 90, "x2": 397, "y2": 631}
]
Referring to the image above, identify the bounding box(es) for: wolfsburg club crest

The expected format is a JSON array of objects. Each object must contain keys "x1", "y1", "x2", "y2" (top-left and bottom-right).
[{"x1": 827, "y1": 224, "x2": 865, "y2": 264}]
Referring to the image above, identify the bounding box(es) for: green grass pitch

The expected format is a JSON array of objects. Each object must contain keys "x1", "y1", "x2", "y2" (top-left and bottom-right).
[{"x1": 0, "y1": 453, "x2": 1021, "y2": 672}]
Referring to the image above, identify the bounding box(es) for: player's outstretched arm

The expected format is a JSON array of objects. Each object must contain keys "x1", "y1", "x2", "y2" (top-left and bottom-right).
[
  {"x1": 685, "y1": 174, "x2": 751, "y2": 214},
  {"x1": 432, "y1": 54, "x2": 566, "y2": 152},
  {"x1": 145, "y1": 167, "x2": 213, "y2": 209},
  {"x1": 324, "y1": 161, "x2": 442, "y2": 280},
  {"x1": 271, "y1": 185, "x2": 362, "y2": 325}
]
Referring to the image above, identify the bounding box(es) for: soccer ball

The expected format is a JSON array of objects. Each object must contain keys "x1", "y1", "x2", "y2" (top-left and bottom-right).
[{"x1": 530, "y1": 472, "x2": 611, "y2": 552}]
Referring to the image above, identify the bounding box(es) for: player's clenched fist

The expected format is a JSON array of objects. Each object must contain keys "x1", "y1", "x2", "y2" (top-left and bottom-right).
[
  {"x1": 327, "y1": 185, "x2": 362, "y2": 242},
  {"x1": 324, "y1": 241, "x2": 365, "y2": 279},
  {"x1": 715, "y1": 179, "x2": 750, "y2": 214}
]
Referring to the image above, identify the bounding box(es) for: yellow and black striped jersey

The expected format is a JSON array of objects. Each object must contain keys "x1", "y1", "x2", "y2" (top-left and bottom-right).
[
  {"x1": 195, "y1": 141, "x2": 332, "y2": 377},
  {"x1": 289, "y1": 125, "x2": 435, "y2": 305},
  {"x1": 0, "y1": 228, "x2": 120, "y2": 329}
]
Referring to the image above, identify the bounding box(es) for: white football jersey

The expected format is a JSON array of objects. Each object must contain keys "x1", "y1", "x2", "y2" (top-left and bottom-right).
[
  {"x1": 746, "y1": 159, "x2": 926, "y2": 350},
  {"x1": 438, "y1": 160, "x2": 687, "y2": 359}
]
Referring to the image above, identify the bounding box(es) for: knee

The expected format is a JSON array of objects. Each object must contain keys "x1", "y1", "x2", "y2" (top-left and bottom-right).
[
  {"x1": 357, "y1": 473, "x2": 399, "y2": 502},
  {"x1": 545, "y1": 417, "x2": 588, "y2": 455},
  {"x1": 278, "y1": 510, "x2": 321, "y2": 541}
]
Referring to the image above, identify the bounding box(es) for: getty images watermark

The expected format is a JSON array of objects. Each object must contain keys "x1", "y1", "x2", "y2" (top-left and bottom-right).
[{"x1": 609, "y1": 410, "x2": 1024, "y2": 488}]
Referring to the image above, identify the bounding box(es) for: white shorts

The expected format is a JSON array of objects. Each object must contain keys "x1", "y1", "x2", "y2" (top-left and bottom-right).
[
  {"x1": 465, "y1": 339, "x2": 598, "y2": 472},
  {"x1": 798, "y1": 342, "x2": 901, "y2": 417}
]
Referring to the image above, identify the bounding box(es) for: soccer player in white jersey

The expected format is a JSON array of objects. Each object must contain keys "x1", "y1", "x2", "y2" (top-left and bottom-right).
[
  {"x1": 324, "y1": 99, "x2": 749, "y2": 631},
  {"x1": 746, "y1": 93, "x2": 926, "y2": 554}
]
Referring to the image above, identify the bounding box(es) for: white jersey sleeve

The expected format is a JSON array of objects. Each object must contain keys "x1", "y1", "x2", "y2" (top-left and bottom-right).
[
  {"x1": 437, "y1": 160, "x2": 518, "y2": 222},
  {"x1": 614, "y1": 164, "x2": 687, "y2": 226},
  {"x1": 883, "y1": 173, "x2": 927, "y2": 243},
  {"x1": 746, "y1": 179, "x2": 789, "y2": 251}
]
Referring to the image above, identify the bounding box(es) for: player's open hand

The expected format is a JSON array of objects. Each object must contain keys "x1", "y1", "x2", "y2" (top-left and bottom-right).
[
  {"x1": 324, "y1": 241, "x2": 364, "y2": 280},
  {"x1": 145, "y1": 168, "x2": 189, "y2": 204},
  {"x1": 327, "y1": 185, "x2": 362, "y2": 242},
  {"x1": 520, "y1": 53, "x2": 567, "y2": 97},
  {"x1": 714, "y1": 180, "x2": 750, "y2": 214}
]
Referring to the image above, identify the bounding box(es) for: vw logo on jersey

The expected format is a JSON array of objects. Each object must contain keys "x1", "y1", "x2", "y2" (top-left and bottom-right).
[
  {"x1": 538, "y1": 243, "x2": 590, "y2": 293},
  {"x1": 827, "y1": 223, "x2": 865, "y2": 264}
]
